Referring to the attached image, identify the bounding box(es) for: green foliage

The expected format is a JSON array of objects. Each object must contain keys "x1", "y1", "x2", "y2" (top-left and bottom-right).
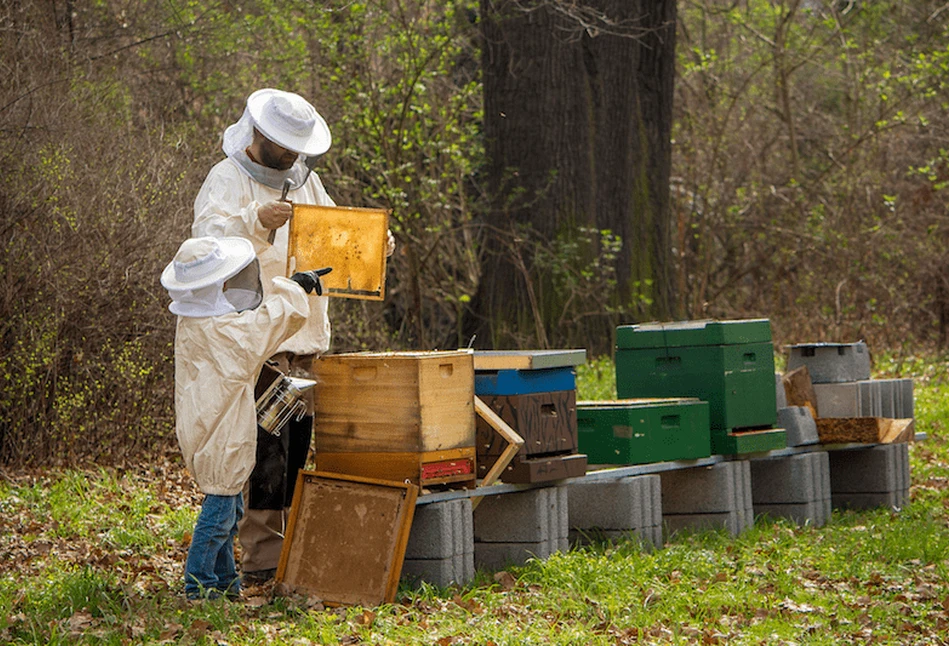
[
  {"x1": 576, "y1": 355, "x2": 617, "y2": 401},
  {"x1": 674, "y1": 0, "x2": 949, "y2": 348}
]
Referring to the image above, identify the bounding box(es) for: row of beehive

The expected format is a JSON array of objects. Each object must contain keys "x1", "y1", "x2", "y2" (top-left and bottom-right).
[{"x1": 303, "y1": 319, "x2": 912, "y2": 488}]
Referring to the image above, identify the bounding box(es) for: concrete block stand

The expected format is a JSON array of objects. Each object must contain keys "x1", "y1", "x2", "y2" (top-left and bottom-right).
[
  {"x1": 777, "y1": 406, "x2": 819, "y2": 447},
  {"x1": 567, "y1": 475, "x2": 663, "y2": 550},
  {"x1": 814, "y1": 379, "x2": 915, "y2": 419},
  {"x1": 402, "y1": 498, "x2": 474, "y2": 588},
  {"x1": 750, "y1": 452, "x2": 831, "y2": 527},
  {"x1": 659, "y1": 461, "x2": 753, "y2": 537},
  {"x1": 473, "y1": 486, "x2": 568, "y2": 571},
  {"x1": 787, "y1": 342, "x2": 871, "y2": 383},
  {"x1": 829, "y1": 443, "x2": 910, "y2": 511}
]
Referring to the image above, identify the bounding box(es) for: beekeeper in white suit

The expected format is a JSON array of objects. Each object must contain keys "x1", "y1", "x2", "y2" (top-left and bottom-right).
[
  {"x1": 192, "y1": 88, "x2": 395, "y2": 585},
  {"x1": 161, "y1": 235, "x2": 329, "y2": 600}
]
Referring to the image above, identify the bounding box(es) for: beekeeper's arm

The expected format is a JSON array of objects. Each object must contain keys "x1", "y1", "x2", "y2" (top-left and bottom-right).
[
  {"x1": 228, "y1": 276, "x2": 312, "y2": 361},
  {"x1": 193, "y1": 161, "x2": 284, "y2": 255}
]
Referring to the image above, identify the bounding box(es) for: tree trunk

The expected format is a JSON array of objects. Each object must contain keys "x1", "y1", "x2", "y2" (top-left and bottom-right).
[{"x1": 466, "y1": 0, "x2": 676, "y2": 351}]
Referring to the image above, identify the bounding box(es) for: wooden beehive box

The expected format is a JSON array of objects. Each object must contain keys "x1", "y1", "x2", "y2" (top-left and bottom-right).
[
  {"x1": 311, "y1": 350, "x2": 476, "y2": 486},
  {"x1": 473, "y1": 349, "x2": 588, "y2": 484}
]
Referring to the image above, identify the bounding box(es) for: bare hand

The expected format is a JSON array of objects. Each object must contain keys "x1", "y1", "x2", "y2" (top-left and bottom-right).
[
  {"x1": 386, "y1": 229, "x2": 396, "y2": 258},
  {"x1": 258, "y1": 201, "x2": 292, "y2": 230}
]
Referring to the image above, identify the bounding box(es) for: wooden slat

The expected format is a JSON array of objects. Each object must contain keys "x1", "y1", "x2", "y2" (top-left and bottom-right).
[
  {"x1": 471, "y1": 396, "x2": 524, "y2": 509},
  {"x1": 815, "y1": 417, "x2": 914, "y2": 444}
]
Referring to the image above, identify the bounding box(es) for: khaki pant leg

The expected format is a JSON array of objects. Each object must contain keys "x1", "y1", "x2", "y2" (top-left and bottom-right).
[{"x1": 238, "y1": 481, "x2": 287, "y2": 572}]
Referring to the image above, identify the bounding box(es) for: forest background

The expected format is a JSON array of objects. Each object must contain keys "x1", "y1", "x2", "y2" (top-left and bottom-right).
[{"x1": 1, "y1": 0, "x2": 948, "y2": 466}]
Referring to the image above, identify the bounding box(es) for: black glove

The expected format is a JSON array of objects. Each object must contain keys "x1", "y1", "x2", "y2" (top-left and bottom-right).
[{"x1": 290, "y1": 267, "x2": 333, "y2": 295}]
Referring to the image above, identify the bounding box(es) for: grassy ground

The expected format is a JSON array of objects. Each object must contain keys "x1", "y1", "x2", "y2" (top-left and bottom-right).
[{"x1": 2, "y1": 354, "x2": 949, "y2": 645}]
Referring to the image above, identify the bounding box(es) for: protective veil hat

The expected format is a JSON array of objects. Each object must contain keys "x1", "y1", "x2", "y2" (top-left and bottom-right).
[
  {"x1": 161, "y1": 237, "x2": 257, "y2": 291},
  {"x1": 246, "y1": 88, "x2": 331, "y2": 156}
]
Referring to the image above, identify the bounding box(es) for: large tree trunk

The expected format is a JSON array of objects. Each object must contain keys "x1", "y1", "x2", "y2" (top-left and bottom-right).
[{"x1": 466, "y1": 0, "x2": 676, "y2": 352}]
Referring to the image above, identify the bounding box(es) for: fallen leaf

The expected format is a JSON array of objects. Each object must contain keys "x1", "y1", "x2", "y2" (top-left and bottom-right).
[
  {"x1": 188, "y1": 618, "x2": 212, "y2": 638},
  {"x1": 159, "y1": 622, "x2": 183, "y2": 640},
  {"x1": 67, "y1": 610, "x2": 94, "y2": 633},
  {"x1": 493, "y1": 571, "x2": 516, "y2": 590}
]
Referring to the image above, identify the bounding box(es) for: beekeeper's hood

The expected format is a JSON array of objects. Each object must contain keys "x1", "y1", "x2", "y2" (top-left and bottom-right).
[
  {"x1": 222, "y1": 88, "x2": 332, "y2": 189},
  {"x1": 161, "y1": 237, "x2": 263, "y2": 317}
]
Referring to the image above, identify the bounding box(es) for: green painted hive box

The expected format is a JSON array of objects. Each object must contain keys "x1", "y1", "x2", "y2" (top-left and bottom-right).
[
  {"x1": 576, "y1": 398, "x2": 711, "y2": 465},
  {"x1": 615, "y1": 319, "x2": 777, "y2": 434}
]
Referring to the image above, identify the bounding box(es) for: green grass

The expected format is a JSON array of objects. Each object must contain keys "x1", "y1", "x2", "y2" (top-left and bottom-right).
[{"x1": 2, "y1": 354, "x2": 949, "y2": 644}]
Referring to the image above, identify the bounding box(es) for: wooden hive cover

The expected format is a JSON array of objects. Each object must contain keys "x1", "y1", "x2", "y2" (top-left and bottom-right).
[
  {"x1": 276, "y1": 471, "x2": 417, "y2": 607},
  {"x1": 287, "y1": 204, "x2": 389, "y2": 300}
]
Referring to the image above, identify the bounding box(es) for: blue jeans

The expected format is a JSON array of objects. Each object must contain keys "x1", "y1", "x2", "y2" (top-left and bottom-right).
[{"x1": 184, "y1": 493, "x2": 243, "y2": 599}]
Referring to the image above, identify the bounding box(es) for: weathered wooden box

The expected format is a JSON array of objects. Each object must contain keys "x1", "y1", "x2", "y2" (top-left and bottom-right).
[
  {"x1": 473, "y1": 350, "x2": 588, "y2": 484},
  {"x1": 476, "y1": 389, "x2": 587, "y2": 482},
  {"x1": 311, "y1": 351, "x2": 476, "y2": 486}
]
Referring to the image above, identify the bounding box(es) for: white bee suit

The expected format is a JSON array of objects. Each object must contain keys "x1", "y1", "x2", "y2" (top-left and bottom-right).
[
  {"x1": 193, "y1": 147, "x2": 334, "y2": 358},
  {"x1": 174, "y1": 276, "x2": 309, "y2": 495}
]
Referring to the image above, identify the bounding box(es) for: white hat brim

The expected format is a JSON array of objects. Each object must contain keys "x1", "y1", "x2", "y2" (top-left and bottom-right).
[
  {"x1": 247, "y1": 88, "x2": 332, "y2": 156},
  {"x1": 161, "y1": 237, "x2": 257, "y2": 291}
]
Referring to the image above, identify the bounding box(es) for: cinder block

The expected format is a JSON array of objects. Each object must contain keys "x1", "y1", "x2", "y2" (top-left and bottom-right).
[
  {"x1": 568, "y1": 475, "x2": 660, "y2": 531},
  {"x1": 750, "y1": 452, "x2": 831, "y2": 526},
  {"x1": 474, "y1": 486, "x2": 565, "y2": 543},
  {"x1": 829, "y1": 444, "x2": 908, "y2": 493},
  {"x1": 646, "y1": 473, "x2": 662, "y2": 528},
  {"x1": 406, "y1": 499, "x2": 472, "y2": 560},
  {"x1": 473, "y1": 486, "x2": 568, "y2": 570},
  {"x1": 660, "y1": 462, "x2": 742, "y2": 514},
  {"x1": 660, "y1": 462, "x2": 753, "y2": 536},
  {"x1": 775, "y1": 372, "x2": 788, "y2": 410},
  {"x1": 777, "y1": 407, "x2": 819, "y2": 446},
  {"x1": 900, "y1": 379, "x2": 915, "y2": 419},
  {"x1": 787, "y1": 342, "x2": 871, "y2": 383},
  {"x1": 816, "y1": 379, "x2": 915, "y2": 420},
  {"x1": 568, "y1": 475, "x2": 662, "y2": 550},
  {"x1": 751, "y1": 452, "x2": 825, "y2": 504},
  {"x1": 735, "y1": 459, "x2": 753, "y2": 532},
  {"x1": 402, "y1": 498, "x2": 474, "y2": 588},
  {"x1": 813, "y1": 383, "x2": 862, "y2": 418}
]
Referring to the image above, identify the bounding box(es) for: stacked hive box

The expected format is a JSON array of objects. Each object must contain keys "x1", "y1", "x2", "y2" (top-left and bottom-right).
[
  {"x1": 576, "y1": 398, "x2": 711, "y2": 465},
  {"x1": 310, "y1": 350, "x2": 477, "y2": 488},
  {"x1": 615, "y1": 319, "x2": 786, "y2": 454},
  {"x1": 474, "y1": 350, "x2": 588, "y2": 483}
]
